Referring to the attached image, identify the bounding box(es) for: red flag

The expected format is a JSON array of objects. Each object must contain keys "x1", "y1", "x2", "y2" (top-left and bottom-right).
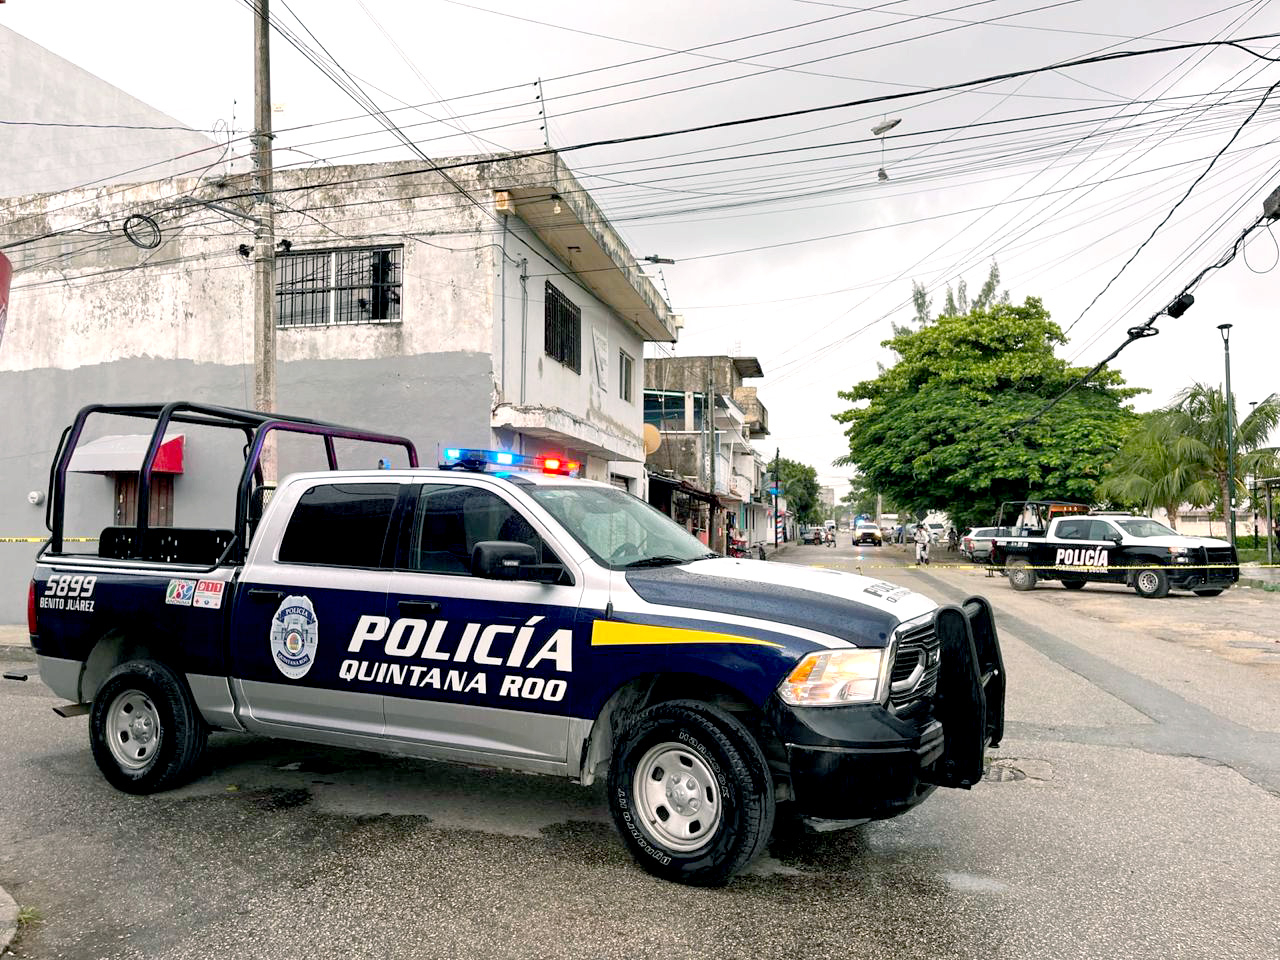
[{"x1": 0, "y1": 251, "x2": 10, "y2": 349}]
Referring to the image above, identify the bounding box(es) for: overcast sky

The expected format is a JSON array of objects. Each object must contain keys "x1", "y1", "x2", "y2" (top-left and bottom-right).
[{"x1": 7, "y1": 0, "x2": 1280, "y2": 491}]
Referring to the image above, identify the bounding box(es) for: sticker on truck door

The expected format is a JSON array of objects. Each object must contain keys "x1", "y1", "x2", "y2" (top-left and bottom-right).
[{"x1": 270, "y1": 595, "x2": 319, "y2": 680}]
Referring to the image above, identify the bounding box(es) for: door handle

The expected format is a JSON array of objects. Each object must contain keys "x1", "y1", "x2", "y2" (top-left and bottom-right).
[
  {"x1": 398, "y1": 599, "x2": 440, "y2": 617},
  {"x1": 248, "y1": 588, "x2": 285, "y2": 604}
]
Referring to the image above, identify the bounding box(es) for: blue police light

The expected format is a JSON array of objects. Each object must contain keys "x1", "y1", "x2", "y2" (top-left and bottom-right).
[
  {"x1": 496, "y1": 452, "x2": 514, "y2": 465},
  {"x1": 444, "y1": 448, "x2": 462, "y2": 461}
]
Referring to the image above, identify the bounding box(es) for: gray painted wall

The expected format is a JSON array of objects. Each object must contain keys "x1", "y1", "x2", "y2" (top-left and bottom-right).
[{"x1": 2, "y1": 351, "x2": 492, "y2": 622}]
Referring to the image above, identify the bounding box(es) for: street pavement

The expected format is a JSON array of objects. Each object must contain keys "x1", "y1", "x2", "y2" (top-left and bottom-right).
[{"x1": 1, "y1": 548, "x2": 1278, "y2": 959}]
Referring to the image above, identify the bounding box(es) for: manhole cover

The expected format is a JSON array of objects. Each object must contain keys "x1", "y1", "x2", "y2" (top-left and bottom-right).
[{"x1": 983, "y1": 761, "x2": 1027, "y2": 782}]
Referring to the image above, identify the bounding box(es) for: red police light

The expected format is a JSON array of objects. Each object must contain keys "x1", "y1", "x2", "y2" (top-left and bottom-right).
[{"x1": 543, "y1": 458, "x2": 562, "y2": 473}]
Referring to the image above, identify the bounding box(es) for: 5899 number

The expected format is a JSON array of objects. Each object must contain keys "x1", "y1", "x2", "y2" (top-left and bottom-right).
[{"x1": 44, "y1": 574, "x2": 97, "y2": 598}]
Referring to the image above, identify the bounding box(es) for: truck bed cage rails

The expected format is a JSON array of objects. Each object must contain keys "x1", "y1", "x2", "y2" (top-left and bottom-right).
[
  {"x1": 44, "y1": 401, "x2": 419, "y2": 564},
  {"x1": 994, "y1": 499, "x2": 1089, "y2": 530}
]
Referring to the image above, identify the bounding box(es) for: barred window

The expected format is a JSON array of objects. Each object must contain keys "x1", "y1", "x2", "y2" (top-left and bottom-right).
[
  {"x1": 544, "y1": 281, "x2": 581, "y2": 373},
  {"x1": 276, "y1": 246, "x2": 402, "y2": 327}
]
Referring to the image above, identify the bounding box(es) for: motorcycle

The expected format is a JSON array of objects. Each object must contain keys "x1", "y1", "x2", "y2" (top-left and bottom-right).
[{"x1": 824, "y1": 529, "x2": 836, "y2": 548}]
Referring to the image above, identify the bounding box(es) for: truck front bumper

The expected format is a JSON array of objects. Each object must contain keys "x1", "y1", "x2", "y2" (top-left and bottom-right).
[
  {"x1": 775, "y1": 702, "x2": 945, "y2": 820},
  {"x1": 768, "y1": 595, "x2": 1006, "y2": 822}
]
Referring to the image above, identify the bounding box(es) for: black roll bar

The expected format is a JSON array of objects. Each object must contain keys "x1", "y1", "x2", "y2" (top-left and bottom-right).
[{"x1": 46, "y1": 401, "x2": 419, "y2": 562}]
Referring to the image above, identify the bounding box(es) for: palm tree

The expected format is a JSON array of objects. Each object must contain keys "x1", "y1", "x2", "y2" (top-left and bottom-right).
[
  {"x1": 1104, "y1": 386, "x2": 1280, "y2": 529},
  {"x1": 1165, "y1": 385, "x2": 1280, "y2": 529},
  {"x1": 1099, "y1": 413, "x2": 1214, "y2": 529}
]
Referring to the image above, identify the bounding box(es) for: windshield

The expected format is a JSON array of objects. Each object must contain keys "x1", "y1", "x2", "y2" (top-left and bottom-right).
[
  {"x1": 1115, "y1": 517, "x2": 1178, "y2": 538},
  {"x1": 527, "y1": 485, "x2": 716, "y2": 569}
]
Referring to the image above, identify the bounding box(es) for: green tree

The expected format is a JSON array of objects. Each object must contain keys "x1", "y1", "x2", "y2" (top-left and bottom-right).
[
  {"x1": 833, "y1": 296, "x2": 1139, "y2": 529},
  {"x1": 1141, "y1": 385, "x2": 1280, "y2": 528},
  {"x1": 774, "y1": 457, "x2": 821, "y2": 525}
]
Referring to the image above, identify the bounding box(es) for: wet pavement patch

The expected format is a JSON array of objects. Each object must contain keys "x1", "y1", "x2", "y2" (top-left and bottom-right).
[{"x1": 244, "y1": 787, "x2": 312, "y2": 811}]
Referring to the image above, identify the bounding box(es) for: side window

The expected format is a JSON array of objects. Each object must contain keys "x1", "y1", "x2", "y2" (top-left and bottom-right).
[
  {"x1": 1056, "y1": 519, "x2": 1089, "y2": 540},
  {"x1": 1089, "y1": 520, "x2": 1118, "y2": 540},
  {"x1": 278, "y1": 483, "x2": 400, "y2": 567},
  {"x1": 409, "y1": 484, "x2": 550, "y2": 576}
]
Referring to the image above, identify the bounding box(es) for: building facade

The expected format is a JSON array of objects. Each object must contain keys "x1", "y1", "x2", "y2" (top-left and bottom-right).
[
  {"x1": 642, "y1": 355, "x2": 772, "y2": 551},
  {"x1": 0, "y1": 154, "x2": 677, "y2": 619}
]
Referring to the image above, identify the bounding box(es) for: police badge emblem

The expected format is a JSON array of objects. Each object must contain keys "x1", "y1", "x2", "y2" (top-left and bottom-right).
[{"x1": 270, "y1": 595, "x2": 319, "y2": 680}]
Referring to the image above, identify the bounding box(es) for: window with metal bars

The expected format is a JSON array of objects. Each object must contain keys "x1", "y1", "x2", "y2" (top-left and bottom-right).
[
  {"x1": 544, "y1": 281, "x2": 581, "y2": 373},
  {"x1": 275, "y1": 246, "x2": 403, "y2": 327}
]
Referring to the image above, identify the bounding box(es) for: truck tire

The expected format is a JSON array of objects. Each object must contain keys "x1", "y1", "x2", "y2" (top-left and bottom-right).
[
  {"x1": 1193, "y1": 588, "x2": 1224, "y2": 597},
  {"x1": 1007, "y1": 559, "x2": 1037, "y2": 591},
  {"x1": 89, "y1": 659, "x2": 208, "y2": 794},
  {"x1": 1133, "y1": 568, "x2": 1170, "y2": 599},
  {"x1": 1062, "y1": 579, "x2": 1086, "y2": 591},
  {"x1": 607, "y1": 700, "x2": 774, "y2": 886}
]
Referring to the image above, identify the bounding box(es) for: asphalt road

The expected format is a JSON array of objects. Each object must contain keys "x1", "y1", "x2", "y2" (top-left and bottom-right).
[{"x1": 2, "y1": 547, "x2": 1278, "y2": 959}]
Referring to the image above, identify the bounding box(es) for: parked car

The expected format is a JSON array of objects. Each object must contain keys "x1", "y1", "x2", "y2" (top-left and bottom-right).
[
  {"x1": 854, "y1": 521, "x2": 883, "y2": 546},
  {"x1": 962, "y1": 527, "x2": 1009, "y2": 562},
  {"x1": 927, "y1": 523, "x2": 946, "y2": 543}
]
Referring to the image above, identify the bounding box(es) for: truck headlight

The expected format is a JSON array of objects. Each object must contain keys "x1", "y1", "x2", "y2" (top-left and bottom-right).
[{"x1": 777, "y1": 648, "x2": 889, "y2": 706}]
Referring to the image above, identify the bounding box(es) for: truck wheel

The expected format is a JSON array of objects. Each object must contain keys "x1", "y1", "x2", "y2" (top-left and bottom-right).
[
  {"x1": 89, "y1": 660, "x2": 208, "y2": 794},
  {"x1": 1133, "y1": 568, "x2": 1170, "y2": 599},
  {"x1": 1007, "y1": 559, "x2": 1037, "y2": 591},
  {"x1": 1062, "y1": 579, "x2": 1086, "y2": 591},
  {"x1": 1193, "y1": 588, "x2": 1224, "y2": 597},
  {"x1": 607, "y1": 700, "x2": 774, "y2": 886}
]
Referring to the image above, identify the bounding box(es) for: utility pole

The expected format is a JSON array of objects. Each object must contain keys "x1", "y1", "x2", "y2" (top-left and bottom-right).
[
  {"x1": 772, "y1": 447, "x2": 780, "y2": 550},
  {"x1": 253, "y1": 0, "x2": 278, "y2": 481},
  {"x1": 706, "y1": 366, "x2": 718, "y2": 552},
  {"x1": 1218, "y1": 324, "x2": 1236, "y2": 547}
]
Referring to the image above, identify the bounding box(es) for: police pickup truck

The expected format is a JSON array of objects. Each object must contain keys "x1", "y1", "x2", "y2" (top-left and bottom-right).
[
  {"x1": 25, "y1": 402, "x2": 1005, "y2": 885},
  {"x1": 989, "y1": 501, "x2": 1238, "y2": 598}
]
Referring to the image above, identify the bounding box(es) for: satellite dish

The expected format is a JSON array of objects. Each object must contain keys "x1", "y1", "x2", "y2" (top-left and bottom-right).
[{"x1": 643, "y1": 423, "x2": 661, "y2": 455}]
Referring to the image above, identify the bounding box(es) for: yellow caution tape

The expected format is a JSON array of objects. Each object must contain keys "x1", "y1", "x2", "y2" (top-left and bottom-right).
[{"x1": 0, "y1": 537, "x2": 98, "y2": 543}]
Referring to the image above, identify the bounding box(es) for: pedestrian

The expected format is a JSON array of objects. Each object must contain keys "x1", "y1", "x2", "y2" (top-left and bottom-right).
[
  {"x1": 914, "y1": 523, "x2": 930, "y2": 565},
  {"x1": 947, "y1": 526, "x2": 959, "y2": 553}
]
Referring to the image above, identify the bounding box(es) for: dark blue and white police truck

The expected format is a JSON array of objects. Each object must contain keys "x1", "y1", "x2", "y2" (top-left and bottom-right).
[{"x1": 25, "y1": 402, "x2": 1005, "y2": 885}]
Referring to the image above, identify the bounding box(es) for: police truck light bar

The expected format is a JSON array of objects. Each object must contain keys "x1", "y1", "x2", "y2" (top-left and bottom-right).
[{"x1": 441, "y1": 447, "x2": 581, "y2": 475}]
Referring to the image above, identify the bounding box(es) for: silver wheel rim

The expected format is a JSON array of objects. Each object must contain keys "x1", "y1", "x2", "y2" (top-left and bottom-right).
[
  {"x1": 633, "y1": 741, "x2": 723, "y2": 853},
  {"x1": 1137, "y1": 571, "x2": 1160, "y2": 593},
  {"x1": 1010, "y1": 565, "x2": 1027, "y2": 586},
  {"x1": 105, "y1": 689, "x2": 162, "y2": 770}
]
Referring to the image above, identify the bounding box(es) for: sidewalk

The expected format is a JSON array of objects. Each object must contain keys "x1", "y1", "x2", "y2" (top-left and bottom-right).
[
  {"x1": 0, "y1": 625, "x2": 31, "y2": 649},
  {"x1": 1239, "y1": 564, "x2": 1280, "y2": 587}
]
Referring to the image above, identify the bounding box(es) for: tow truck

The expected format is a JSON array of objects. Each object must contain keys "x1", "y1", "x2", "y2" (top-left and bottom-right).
[
  {"x1": 22, "y1": 402, "x2": 1007, "y2": 885},
  {"x1": 989, "y1": 500, "x2": 1239, "y2": 598}
]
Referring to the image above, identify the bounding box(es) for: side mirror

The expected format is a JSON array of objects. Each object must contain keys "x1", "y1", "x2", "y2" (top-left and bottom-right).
[
  {"x1": 472, "y1": 541, "x2": 537, "y2": 579},
  {"x1": 471, "y1": 541, "x2": 566, "y2": 583},
  {"x1": 1109, "y1": 533, "x2": 1123, "y2": 545}
]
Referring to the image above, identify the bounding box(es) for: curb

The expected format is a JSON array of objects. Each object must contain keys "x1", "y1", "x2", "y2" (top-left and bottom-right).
[{"x1": 0, "y1": 884, "x2": 17, "y2": 955}]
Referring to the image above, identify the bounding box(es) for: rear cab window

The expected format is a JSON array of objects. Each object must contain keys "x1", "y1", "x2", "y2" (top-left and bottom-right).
[{"x1": 277, "y1": 482, "x2": 401, "y2": 568}]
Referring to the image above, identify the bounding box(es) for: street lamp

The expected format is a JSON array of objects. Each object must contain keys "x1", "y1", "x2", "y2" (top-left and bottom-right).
[
  {"x1": 872, "y1": 118, "x2": 901, "y2": 183},
  {"x1": 1218, "y1": 323, "x2": 1236, "y2": 547},
  {"x1": 1251, "y1": 401, "x2": 1259, "y2": 546}
]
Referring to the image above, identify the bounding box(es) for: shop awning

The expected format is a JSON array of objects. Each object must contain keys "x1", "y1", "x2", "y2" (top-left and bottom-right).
[{"x1": 68, "y1": 434, "x2": 185, "y2": 474}]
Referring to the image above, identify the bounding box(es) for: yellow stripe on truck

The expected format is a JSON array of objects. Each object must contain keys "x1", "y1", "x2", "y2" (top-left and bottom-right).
[{"x1": 591, "y1": 620, "x2": 784, "y2": 649}]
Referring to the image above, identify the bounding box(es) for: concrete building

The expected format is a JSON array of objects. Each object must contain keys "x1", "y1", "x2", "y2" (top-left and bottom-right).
[
  {"x1": 642, "y1": 355, "x2": 772, "y2": 551},
  {"x1": 1, "y1": 25, "x2": 226, "y2": 195},
  {"x1": 0, "y1": 153, "x2": 678, "y2": 619}
]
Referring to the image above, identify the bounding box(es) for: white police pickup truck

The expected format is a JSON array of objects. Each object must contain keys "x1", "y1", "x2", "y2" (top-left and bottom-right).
[
  {"x1": 24, "y1": 402, "x2": 1005, "y2": 885},
  {"x1": 990, "y1": 502, "x2": 1238, "y2": 598}
]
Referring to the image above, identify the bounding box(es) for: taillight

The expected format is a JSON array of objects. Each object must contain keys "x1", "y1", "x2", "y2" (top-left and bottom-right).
[{"x1": 27, "y1": 580, "x2": 38, "y2": 636}]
